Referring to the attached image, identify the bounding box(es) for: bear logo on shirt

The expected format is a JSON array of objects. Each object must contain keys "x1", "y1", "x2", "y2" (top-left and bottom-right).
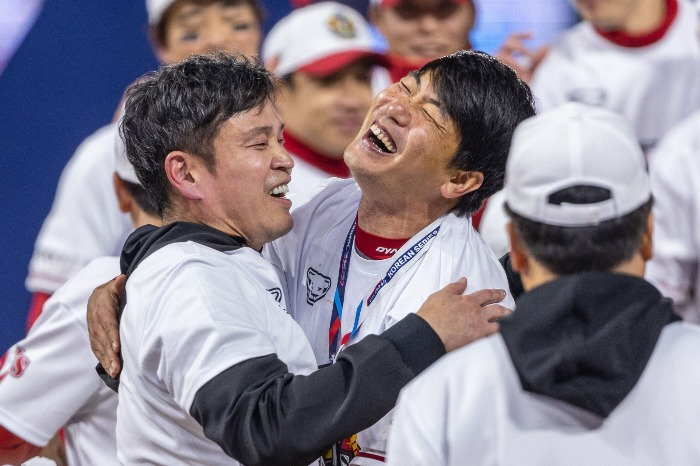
[{"x1": 306, "y1": 268, "x2": 332, "y2": 305}]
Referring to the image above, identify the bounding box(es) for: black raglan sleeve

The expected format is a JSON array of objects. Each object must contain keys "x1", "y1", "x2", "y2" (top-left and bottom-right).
[{"x1": 189, "y1": 313, "x2": 445, "y2": 466}]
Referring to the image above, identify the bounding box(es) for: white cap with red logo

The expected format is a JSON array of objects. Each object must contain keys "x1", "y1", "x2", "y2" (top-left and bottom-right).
[{"x1": 262, "y1": 2, "x2": 388, "y2": 77}]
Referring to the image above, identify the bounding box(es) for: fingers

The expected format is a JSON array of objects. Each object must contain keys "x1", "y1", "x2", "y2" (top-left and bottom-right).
[
  {"x1": 113, "y1": 274, "x2": 126, "y2": 294},
  {"x1": 441, "y1": 277, "x2": 468, "y2": 295},
  {"x1": 481, "y1": 303, "x2": 512, "y2": 323},
  {"x1": 466, "y1": 287, "x2": 507, "y2": 307},
  {"x1": 87, "y1": 276, "x2": 124, "y2": 378}
]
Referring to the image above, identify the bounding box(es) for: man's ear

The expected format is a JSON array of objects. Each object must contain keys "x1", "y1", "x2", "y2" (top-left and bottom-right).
[
  {"x1": 641, "y1": 211, "x2": 654, "y2": 262},
  {"x1": 113, "y1": 173, "x2": 133, "y2": 214},
  {"x1": 507, "y1": 222, "x2": 529, "y2": 275},
  {"x1": 164, "y1": 151, "x2": 204, "y2": 201},
  {"x1": 440, "y1": 170, "x2": 483, "y2": 199}
]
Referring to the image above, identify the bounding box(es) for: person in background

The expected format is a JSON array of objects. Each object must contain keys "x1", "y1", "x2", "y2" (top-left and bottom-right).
[
  {"x1": 368, "y1": 0, "x2": 474, "y2": 87},
  {"x1": 262, "y1": 2, "x2": 387, "y2": 192},
  {"x1": 0, "y1": 131, "x2": 160, "y2": 466},
  {"x1": 645, "y1": 109, "x2": 700, "y2": 324},
  {"x1": 387, "y1": 102, "x2": 700, "y2": 465},
  {"x1": 480, "y1": 0, "x2": 700, "y2": 259}
]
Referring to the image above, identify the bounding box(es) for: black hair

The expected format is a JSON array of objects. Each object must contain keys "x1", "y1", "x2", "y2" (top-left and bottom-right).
[
  {"x1": 152, "y1": 0, "x2": 266, "y2": 48},
  {"x1": 506, "y1": 185, "x2": 653, "y2": 275},
  {"x1": 120, "y1": 52, "x2": 276, "y2": 216},
  {"x1": 122, "y1": 180, "x2": 159, "y2": 217},
  {"x1": 418, "y1": 50, "x2": 536, "y2": 216}
]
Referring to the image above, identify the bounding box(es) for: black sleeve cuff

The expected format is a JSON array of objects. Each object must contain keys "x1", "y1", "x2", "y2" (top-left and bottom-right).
[{"x1": 381, "y1": 313, "x2": 446, "y2": 376}]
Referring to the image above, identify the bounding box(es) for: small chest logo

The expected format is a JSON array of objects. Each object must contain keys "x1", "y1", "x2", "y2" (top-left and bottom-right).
[
  {"x1": 267, "y1": 287, "x2": 283, "y2": 303},
  {"x1": 306, "y1": 268, "x2": 332, "y2": 305},
  {"x1": 0, "y1": 346, "x2": 30, "y2": 383}
]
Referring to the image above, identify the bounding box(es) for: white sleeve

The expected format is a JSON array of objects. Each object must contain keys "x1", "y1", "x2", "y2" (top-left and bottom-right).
[
  {"x1": 646, "y1": 114, "x2": 700, "y2": 316},
  {"x1": 149, "y1": 264, "x2": 284, "y2": 412},
  {"x1": 386, "y1": 375, "x2": 448, "y2": 466},
  {"x1": 0, "y1": 301, "x2": 103, "y2": 446},
  {"x1": 26, "y1": 124, "x2": 132, "y2": 293}
]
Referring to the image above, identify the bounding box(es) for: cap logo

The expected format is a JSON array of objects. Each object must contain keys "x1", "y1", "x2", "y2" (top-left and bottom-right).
[{"x1": 327, "y1": 13, "x2": 357, "y2": 39}]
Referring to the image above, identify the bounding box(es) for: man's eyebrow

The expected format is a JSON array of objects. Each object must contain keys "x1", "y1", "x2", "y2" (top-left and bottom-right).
[
  {"x1": 242, "y1": 125, "x2": 273, "y2": 140},
  {"x1": 242, "y1": 122, "x2": 285, "y2": 140},
  {"x1": 410, "y1": 71, "x2": 442, "y2": 109}
]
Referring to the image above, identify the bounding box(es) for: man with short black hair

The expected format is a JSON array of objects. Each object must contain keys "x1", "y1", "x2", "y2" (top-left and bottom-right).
[
  {"x1": 108, "y1": 52, "x2": 509, "y2": 466},
  {"x1": 264, "y1": 49, "x2": 535, "y2": 463},
  {"x1": 387, "y1": 102, "x2": 700, "y2": 465}
]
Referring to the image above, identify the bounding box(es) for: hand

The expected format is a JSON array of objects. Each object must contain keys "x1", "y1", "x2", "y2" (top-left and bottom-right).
[
  {"x1": 495, "y1": 32, "x2": 549, "y2": 84},
  {"x1": 87, "y1": 275, "x2": 125, "y2": 378},
  {"x1": 416, "y1": 278, "x2": 511, "y2": 352}
]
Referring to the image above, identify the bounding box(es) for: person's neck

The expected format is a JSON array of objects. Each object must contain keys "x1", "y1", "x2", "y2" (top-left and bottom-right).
[
  {"x1": 163, "y1": 209, "x2": 255, "y2": 249},
  {"x1": 620, "y1": 0, "x2": 669, "y2": 36},
  {"x1": 356, "y1": 194, "x2": 452, "y2": 239},
  {"x1": 594, "y1": 0, "x2": 674, "y2": 46},
  {"x1": 522, "y1": 255, "x2": 646, "y2": 292}
]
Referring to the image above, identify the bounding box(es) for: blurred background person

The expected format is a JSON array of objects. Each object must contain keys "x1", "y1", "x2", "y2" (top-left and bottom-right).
[
  {"x1": 481, "y1": 0, "x2": 700, "y2": 258},
  {"x1": 263, "y1": 2, "x2": 387, "y2": 192},
  {"x1": 0, "y1": 133, "x2": 160, "y2": 466},
  {"x1": 646, "y1": 109, "x2": 700, "y2": 324}
]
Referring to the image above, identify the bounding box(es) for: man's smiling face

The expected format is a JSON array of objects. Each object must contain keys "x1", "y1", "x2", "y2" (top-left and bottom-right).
[{"x1": 344, "y1": 70, "x2": 461, "y2": 205}]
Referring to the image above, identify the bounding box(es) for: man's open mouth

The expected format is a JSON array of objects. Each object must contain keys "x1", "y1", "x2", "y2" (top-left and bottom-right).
[
  {"x1": 368, "y1": 123, "x2": 397, "y2": 154},
  {"x1": 269, "y1": 184, "x2": 289, "y2": 198}
]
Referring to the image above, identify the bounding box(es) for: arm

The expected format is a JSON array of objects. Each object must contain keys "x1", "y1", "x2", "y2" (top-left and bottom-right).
[
  {"x1": 87, "y1": 275, "x2": 125, "y2": 378},
  {"x1": 91, "y1": 275, "x2": 507, "y2": 465},
  {"x1": 190, "y1": 280, "x2": 508, "y2": 466}
]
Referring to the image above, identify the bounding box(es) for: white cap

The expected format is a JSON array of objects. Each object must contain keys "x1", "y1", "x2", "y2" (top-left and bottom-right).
[
  {"x1": 146, "y1": 0, "x2": 176, "y2": 25},
  {"x1": 114, "y1": 123, "x2": 140, "y2": 185},
  {"x1": 262, "y1": 2, "x2": 387, "y2": 77},
  {"x1": 504, "y1": 102, "x2": 651, "y2": 227}
]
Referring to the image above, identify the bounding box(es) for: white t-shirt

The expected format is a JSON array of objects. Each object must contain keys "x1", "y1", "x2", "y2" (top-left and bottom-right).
[
  {"x1": 0, "y1": 256, "x2": 120, "y2": 466},
  {"x1": 265, "y1": 177, "x2": 514, "y2": 461},
  {"x1": 387, "y1": 322, "x2": 700, "y2": 466},
  {"x1": 530, "y1": 0, "x2": 700, "y2": 152},
  {"x1": 117, "y1": 241, "x2": 319, "y2": 465},
  {"x1": 26, "y1": 124, "x2": 132, "y2": 294},
  {"x1": 646, "y1": 110, "x2": 700, "y2": 323}
]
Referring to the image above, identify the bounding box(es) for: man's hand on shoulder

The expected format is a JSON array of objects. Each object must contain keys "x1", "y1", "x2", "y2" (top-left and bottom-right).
[
  {"x1": 87, "y1": 275, "x2": 125, "y2": 378},
  {"x1": 416, "y1": 278, "x2": 511, "y2": 352}
]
